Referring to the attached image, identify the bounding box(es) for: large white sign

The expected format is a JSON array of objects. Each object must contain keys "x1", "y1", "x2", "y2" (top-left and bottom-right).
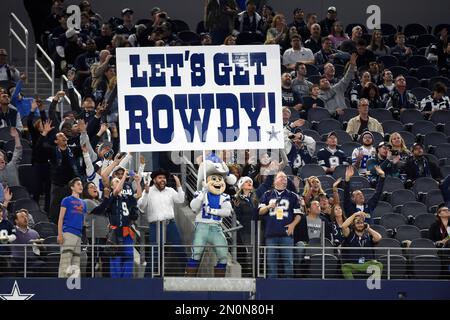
[{"x1": 116, "y1": 45, "x2": 283, "y2": 152}]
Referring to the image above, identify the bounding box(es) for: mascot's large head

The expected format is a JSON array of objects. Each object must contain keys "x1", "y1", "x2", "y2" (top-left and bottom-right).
[
  {"x1": 197, "y1": 152, "x2": 237, "y2": 191},
  {"x1": 206, "y1": 174, "x2": 226, "y2": 195}
]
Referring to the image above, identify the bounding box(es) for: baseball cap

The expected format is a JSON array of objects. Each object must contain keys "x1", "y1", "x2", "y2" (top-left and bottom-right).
[
  {"x1": 237, "y1": 176, "x2": 253, "y2": 190},
  {"x1": 0, "y1": 49, "x2": 8, "y2": 56},
  {"x1": 328, "y1": 6, "x2": 337, "y2": 13},
  {"x1": 151, "y1": 7, "x2": 161, "y2": 15},
  {"x1": 377, "y1": 141, "x2": 391, "y2": 149},
  {"x1": 98, "y1": 141, "x2": 113, "y2": 152},
  {"x1": 327, "y1": 131, "x2": 337, "y2": 138},
  {"x1": 121, "y1": 8, "x2": 134, "y2": 16},
  {"x1": 411, "y1": 142, "x2": 424, "y2": 150}
]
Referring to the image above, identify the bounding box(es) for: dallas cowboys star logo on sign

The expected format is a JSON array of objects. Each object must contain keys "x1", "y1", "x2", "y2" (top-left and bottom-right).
[
  {"x1": 0, "y1": 281, "x2": 34, "y2": 300},
  {"x1": 267, "y1": 126, "x2": 280, "y2": 141}
]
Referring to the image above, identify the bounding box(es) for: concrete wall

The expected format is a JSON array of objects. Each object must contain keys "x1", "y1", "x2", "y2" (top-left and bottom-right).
[{"x1": 2, "y1": 0, "x2": 449, "y2": 52}]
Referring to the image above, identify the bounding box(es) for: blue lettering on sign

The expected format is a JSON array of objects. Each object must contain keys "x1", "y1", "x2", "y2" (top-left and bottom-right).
[
  {"x1": 129, "y1": 55, "x2": 147, "y2": 87},
  {"x1": 217, "y1": 93, "x2": 240, "y2": 142},
  {"x1": 190, "y1": 53, "x2": 205, "y2": 86},
  {"x1": 125, "y1": 95, "x2": 151, "y2": 144},
  {"x1": 148, "y1": 54, "x2": 166, "y2": 87},
  {"x1": 152, "y1": 95, "x2": 174, "y2": 144},
  {"x1": 240, "y1": 92, "x2": 264, "y2": 141}
]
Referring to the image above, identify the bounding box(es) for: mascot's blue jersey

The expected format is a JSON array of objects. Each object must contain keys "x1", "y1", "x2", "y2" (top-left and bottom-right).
[{"x1": 192, "y1": 191, "x2": 231, "y2": 224}]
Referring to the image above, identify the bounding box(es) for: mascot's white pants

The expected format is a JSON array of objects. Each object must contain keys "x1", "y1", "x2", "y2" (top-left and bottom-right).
[{"x1": 191, "y1": 222, "x2": 228, "y2": 265}]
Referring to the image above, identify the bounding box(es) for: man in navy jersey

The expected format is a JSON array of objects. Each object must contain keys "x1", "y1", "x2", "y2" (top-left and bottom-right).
[
  {"x1": 343, "y1": 165, "x2": 385, "y2": 225},
  {"x1": 57, "y1": 177, "x2": 87, "y2": 278},
  {"x1": 259, "y1": 171, "x2": 301, "y2": 278},
  {"x1": 317, "y1": 131, "x2": 349, "y2": 174},
  {"x1": 106, "y1": 169, "x2": 140, "y2": 278},
  {"x1": 341, "y1": 211, "x2": 382, "y2": 279}
]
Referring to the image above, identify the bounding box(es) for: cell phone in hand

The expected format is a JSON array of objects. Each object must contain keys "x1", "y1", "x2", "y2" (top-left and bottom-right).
[{"x1": 118, "y1": 152, "x2": 127, "y2": 158}]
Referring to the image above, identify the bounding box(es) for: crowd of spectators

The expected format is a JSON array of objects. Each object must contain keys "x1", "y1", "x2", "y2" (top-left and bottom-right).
[{"x1": 0, "y1": 0, "x2": 449, "y2": 279}]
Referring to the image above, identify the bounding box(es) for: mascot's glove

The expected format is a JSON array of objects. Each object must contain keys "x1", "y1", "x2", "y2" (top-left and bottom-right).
[{"x1": 205, "y1": 205, "x2": 232, "y2": 218}]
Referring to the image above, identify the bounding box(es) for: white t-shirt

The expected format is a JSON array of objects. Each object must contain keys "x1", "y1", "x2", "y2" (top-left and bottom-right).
[
  {"x1": 282, "y1": 47, "x2": 314, "y2": 66},
  {"x1": 352, "y1": 145, "x2": 376, "y2": 174}
]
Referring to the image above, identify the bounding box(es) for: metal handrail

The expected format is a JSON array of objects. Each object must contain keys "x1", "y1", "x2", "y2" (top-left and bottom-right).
[
  {"x1": 34, "y1": 44, "x2": 55, "y2": 96},
  {"x1": 9, "y1": 13, "x2": 29, "y2": 83}
]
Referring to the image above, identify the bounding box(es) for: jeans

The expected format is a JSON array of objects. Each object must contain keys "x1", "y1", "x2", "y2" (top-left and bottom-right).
[
  {"x1": 148, "y1": 220, "x2": 184, "y2": 276},
  {"x1": 191, "y1": 223, "x2": 228, "y2": 265},
  {"x1": 110, "y1": 234, "x2": 134, "y2": 278},
  {"x1": 265, "y1": 236, "x2": 294, "y2": 278}
]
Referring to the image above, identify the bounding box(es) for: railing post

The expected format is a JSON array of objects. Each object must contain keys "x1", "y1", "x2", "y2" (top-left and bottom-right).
[
  {"x1": 387, "y1": 249, "x2": 391, "y2": 280},
  {"x1": 91, "y1": 218, "x2": 95, "y2": 278},
  {"x1": 9, "y1": 19, "x2": 12, "y2": 65},
  {"x1": 161, "y1": 221, "x2": 165, "y2": 277},
  {"x1": 24, "y1": 245, "x2": 27, "y2": 278},
  {"x1": 321, "y1": 221, "x2": 325, "y2": 280},
  {"x1": 34, "y1": 50, "x2": 37, "y2": 94},
  {"x1": 231, "y1": 213, "x2": 237, "y2": 263},
  {"x1": 251, "y1": 219, "x2": 256, "y2": 278},
  {"x1": 25, "y1": 29, "x2": 28, "y2": 83}
]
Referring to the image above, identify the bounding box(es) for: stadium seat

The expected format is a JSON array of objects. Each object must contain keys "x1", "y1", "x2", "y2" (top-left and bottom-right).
[
  {"x1": 406, "y1": 55, "x2": 430, "y2": 69},
  {"x1": 340, "y1": 142, "x2": 361, "y2": 158},
  {"x1": 424, "y1": 189, "x2": 445, "y2": 210},
  {"x1": 17, "y1": 164, "x2": 33, "y2": 194},
  {"x1": 349, "y1": 176, "x2": 371, "y2": 191},
  {"x1": 399, "y1": 109, "x2": 424, "y2": 124},
  {"x1": 404, "y1": 23, "x2": 428, "y2": 38},
  {"x1": 440, "y1": 165, "x2": 450, "y2": 178},
  {"x1": 325, "y1": 187, "x2": 344, "y2": 202},
  {"x1": 317, "y1": 175, "x2": 336, "y2": 190},
  {"x1": 380, "y1": 213, "x2": 407, "y2": 231},
  {"x1": 171, "y1": 19, "x2": 190, "y2": 32},
  {"x1": 376, "y1": 238, "x2": 403, "y2": 257},
  {"x1": 369, "y1": 131, "x2": 384, "y2": 146},
  {"x1": 411, "y1": 255, "x2": 441, "y2": 279},
  {"x1": 400, "y1": 201, "x2": 427, "y2": 219},
  {"x1": 382, "y1": 177, "x2": 405, "y2": 193},
  {"x1": 370, "y1": 225, "x2": 388, "y2": 239},
  {"x1": 413, "y1": 213, "x2": 436, "y2": 230},
  {"x1": 382, "y1": 120, "x2": 404, "y2": 134},
  {"x1": 410, "y1": 87, "x2": 431, "y2": 101},
  {"x1": 9, "y1": 186, "x2": 30, "y2": 201},
  {"x1": 308, "y1": 254, "x2": 339, "y2": 279},
  {"x1": 377, "y1": 55, "x2": 399, "y2": 68},
  {"x1": 298, "y1": 164, "x2": 326, "y2": 179},
  {"x1": 317, "y1": 119, "x2": 342, "y2": 135},
  {"x1": 424, "y1": 132, "x2": 448, "y2": 149},
  {"x1": 409, "y1": 238, "x2": 438, "y2": 257},
  {"x1": 373, "y1": 201, "x2": 394, "y2": 221},
  {"x1": 414, "y1": 34, "x2": 437, "y2": 49},
  {"x1": 33, "y1": 222, "x2": 58, "y2": 239},
  {"x1": 435, "y1": 143, "x2": 450, "y2": 160},
  {"x1": 333, "y1": 165, "x2": 357, "y2": 180},
  {"x1": 339, "y1": 108, "x2": 359, "y2": 124},
  {"x1": 369, "y1": 108, "x2": 393, "y2": 122},
  {"x1": 405, "y1": 76, "x2": 421, "y2": 90},
  {"x1": 177, "y1": 30, "x2": 200, "y2": 44},
  {"x1": 380, "y1": 23, "x2": 398, "y2": 36},
  {"x1": 412, "y1": 177, "x2": 439, "y2": 196},
  {"x1": 411, "y1": 120, "x2": 435, "y2": 135},
  {"x1": 302, "y1": 129, "x2": 322, "y2": 142},
  {"x1": 29, "y1": 210, "x2": 49, "y2": 224},
  {"x1": 429, "y1": 76, "x2": 450, "y2": 89},
  {"x1": 378, "y1": 254, "x2": 408, "y2": 279},
  {"x1": 13, "y1": 198, "x2": 40, "y2": 213},
  {"x1": 314, "y1": 141, "x2": 327, "y2": 156},
  {"x1": 395, "y1": 225, "x2": 421, "y2": 242},
  {"x1": 307, "y1": 107, "x2": 331, "y2": 123},
  {"x1": 390, "y1": 65, "x2": 409, "y2": 78},
  {"x1": 390, "y1": 189, "x2": 416, "y2": 208},
  {"x1": 416, "y1": 65, "x2": 439, "y2": 80},
  {"x1": 397, "y1": 131, "x2": 416, "y2": 148},
  {"x1": 360, "y1": 188, "x2": 375, "y2": 201},
  {"x1": 430, "y1": 110, "x2": 450, "y2": 125}
]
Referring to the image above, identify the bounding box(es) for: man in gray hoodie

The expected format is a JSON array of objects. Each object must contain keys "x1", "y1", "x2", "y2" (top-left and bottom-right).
[
  {"x1": 0, "y1": 127, "x2": 22, "y2": 186},
  {"x1": 318, "y1": 53, "x2": 357, "y2": 116}
]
